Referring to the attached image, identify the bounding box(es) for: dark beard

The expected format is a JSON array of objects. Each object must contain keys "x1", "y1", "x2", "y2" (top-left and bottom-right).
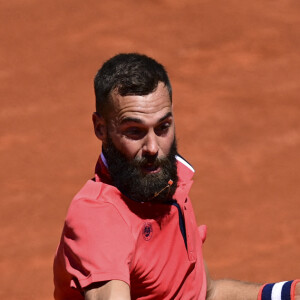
[{"x1": 103, "y1": 136, "x2": 178, "y2": 203}]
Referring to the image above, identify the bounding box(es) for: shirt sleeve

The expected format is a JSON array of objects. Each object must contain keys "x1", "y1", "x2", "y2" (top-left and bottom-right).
[{"x1": 61, "y1": 197, "x2": 135, "y2": 289}]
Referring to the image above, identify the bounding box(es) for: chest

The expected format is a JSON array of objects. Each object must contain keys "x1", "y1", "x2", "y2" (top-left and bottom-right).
[{"x1": 129, "y1": 200, "x2": 200, "y2": 299}]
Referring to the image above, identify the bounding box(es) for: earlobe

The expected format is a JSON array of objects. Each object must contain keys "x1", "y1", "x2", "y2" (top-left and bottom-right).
[{"x1": 92, "y1": 112, "x2": 107, "y2": 142}]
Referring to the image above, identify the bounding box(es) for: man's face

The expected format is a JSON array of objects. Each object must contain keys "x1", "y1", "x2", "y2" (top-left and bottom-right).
[
  {"x1": 104, "y1": 82, "x2": 175, "y2": 163},
  {"x1": 94, "y1": 82, "x2": 178, "y2": 202}
]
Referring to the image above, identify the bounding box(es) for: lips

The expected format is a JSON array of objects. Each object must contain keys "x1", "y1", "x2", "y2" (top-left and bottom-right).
[{"x1": 142, "y1": 163, "x2": 161, "y2": 173}]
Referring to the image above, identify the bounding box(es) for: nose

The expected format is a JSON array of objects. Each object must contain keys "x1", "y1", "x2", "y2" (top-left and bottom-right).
[{"x1": 142, "y1": 131, "x2": 159, "y2": 157}]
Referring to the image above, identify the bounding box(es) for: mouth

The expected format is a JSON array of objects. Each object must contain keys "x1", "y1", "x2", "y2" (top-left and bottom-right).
[{"x1": 142, "y1": 163, "x2": 161, "y2": 174}]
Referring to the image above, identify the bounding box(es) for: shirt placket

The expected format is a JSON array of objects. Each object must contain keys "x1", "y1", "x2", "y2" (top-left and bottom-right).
[{"x1": 176, "y1": 181, "x2": 196, "y2": 262}]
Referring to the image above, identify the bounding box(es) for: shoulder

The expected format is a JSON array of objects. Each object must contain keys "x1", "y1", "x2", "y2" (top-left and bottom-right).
[
  {"x1": 72, "y1": 179, "x2": 103, "y2": 202},
  {"x1": 176, "y1": 154, "x2": 195, "y2": 181},
  {"x1": 65, "y1": 180, "x2": 130, "y2": 231}
]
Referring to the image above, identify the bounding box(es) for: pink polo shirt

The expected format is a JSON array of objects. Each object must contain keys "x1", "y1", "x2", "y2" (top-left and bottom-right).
[{"x1": 53, "y1": 155, "x2": 207, "y2": 299}]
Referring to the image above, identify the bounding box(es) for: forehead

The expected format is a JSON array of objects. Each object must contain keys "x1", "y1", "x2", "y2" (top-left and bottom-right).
[{"x1": 109, "y1": 82, "x2": 172, "y2": 123}]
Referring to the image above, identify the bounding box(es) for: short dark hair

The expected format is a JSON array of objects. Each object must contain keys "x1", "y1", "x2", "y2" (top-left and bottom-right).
[{"x1": 94, "y1": 53, "x2": 172, "y2": 116}]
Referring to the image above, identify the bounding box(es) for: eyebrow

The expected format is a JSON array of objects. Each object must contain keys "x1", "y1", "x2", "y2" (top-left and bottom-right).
[{"x1": 120, "y1": 111, "x2": 173, "y2": 125}]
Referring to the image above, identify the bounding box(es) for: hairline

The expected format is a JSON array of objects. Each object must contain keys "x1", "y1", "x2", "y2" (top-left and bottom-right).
[{"x1": 102, "y1": 81, "x2": 172, "y2": 119}]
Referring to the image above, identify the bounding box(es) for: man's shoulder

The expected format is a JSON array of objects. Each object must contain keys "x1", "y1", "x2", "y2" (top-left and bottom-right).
[
  {"x1": 73, "y1": 179, "x2": 102, "y2": 201},
  {"x1": 64, "y1": 179, "x2": 144, "y2": 241},
  {"x1": 67, "y1": 179, "x2": 134, "y2": 217},
  {"x1": 65, "y1": 180, "x2": 112, "y2": 218},
  {"x1": 65, "y1": 179, "x2": 131, "y2": 228}
]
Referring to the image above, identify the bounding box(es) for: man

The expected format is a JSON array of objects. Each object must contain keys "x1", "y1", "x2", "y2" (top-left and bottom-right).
[{"x1": 53, "y1": 53, "x2": 299, "y2": 300}]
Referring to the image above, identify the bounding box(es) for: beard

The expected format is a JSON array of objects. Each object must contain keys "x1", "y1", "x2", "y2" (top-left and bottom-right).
[{"x1": 103, "y1": 135, "x2": 178, "y2": 203}]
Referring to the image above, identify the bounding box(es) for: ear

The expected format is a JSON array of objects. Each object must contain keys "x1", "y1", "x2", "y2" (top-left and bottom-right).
[{"x1": 92, "y1": 112, "x2": 107, "y2": 143}]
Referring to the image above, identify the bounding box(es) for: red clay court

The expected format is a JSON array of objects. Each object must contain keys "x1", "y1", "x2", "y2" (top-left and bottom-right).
[{"x1": 1, "y1": 1, "x2": 299, "y2": 299}]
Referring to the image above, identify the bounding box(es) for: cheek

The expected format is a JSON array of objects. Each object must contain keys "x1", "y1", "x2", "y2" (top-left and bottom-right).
[
  {"x1": 112, "y1": 135, "x2": 142, "y2": 159},
  {"x1": 160, "y1": 131, "x2": 175, "y2": 155}
]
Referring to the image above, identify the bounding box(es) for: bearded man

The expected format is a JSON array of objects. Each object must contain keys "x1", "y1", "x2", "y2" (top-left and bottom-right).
[{"x1": 53, "y1": 53, "x2": 300, "y2": 300}]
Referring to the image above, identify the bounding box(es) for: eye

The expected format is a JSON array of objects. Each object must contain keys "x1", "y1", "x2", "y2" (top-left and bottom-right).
[
  {"x1": 123, "y1": 127, "x2": 146, "y2": 140},
  {"x1": 155, "y1": 122, "x2": 171, "y2": 136}
]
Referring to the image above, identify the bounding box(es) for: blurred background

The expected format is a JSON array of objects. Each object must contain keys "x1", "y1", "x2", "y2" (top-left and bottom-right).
[{"x1": 1, "y1": 1, "x2": 299, "y2": 299}]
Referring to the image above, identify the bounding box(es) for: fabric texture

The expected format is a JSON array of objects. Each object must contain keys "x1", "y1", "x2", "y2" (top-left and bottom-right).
[
  {"x1": 53, "y1": 154, "x2": 207, "y2": 299},
  {"x1": 258, "y1": 280, "x2": 300, "y2": 300}
]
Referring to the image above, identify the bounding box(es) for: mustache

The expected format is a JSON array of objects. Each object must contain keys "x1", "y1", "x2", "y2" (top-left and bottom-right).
[{"x1": 131, "y1": 155, "x2": 168, "y2": 168}]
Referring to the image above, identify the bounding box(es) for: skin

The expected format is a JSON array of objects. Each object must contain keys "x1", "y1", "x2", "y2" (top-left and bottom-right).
[
  {"x1": 89, "y1": 82, "x2": 174, "y2": 300},
  {"x1": 93, "y1": 82, "x2": 175, "y2": 174},
  {"x1": 296, "y1": 284, "x2": 300, "y2": 300},
  {"x1": 85, "y1": 280, "x2": 130, "y2": 300},
  {"x1": 90, "y1": 81, "x2": 300, "y2": 299}
]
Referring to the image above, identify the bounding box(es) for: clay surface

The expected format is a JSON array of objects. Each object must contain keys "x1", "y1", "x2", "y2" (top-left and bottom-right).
[{"x1": 1, "y1": 1, "x2": 299, "y2": 299}]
